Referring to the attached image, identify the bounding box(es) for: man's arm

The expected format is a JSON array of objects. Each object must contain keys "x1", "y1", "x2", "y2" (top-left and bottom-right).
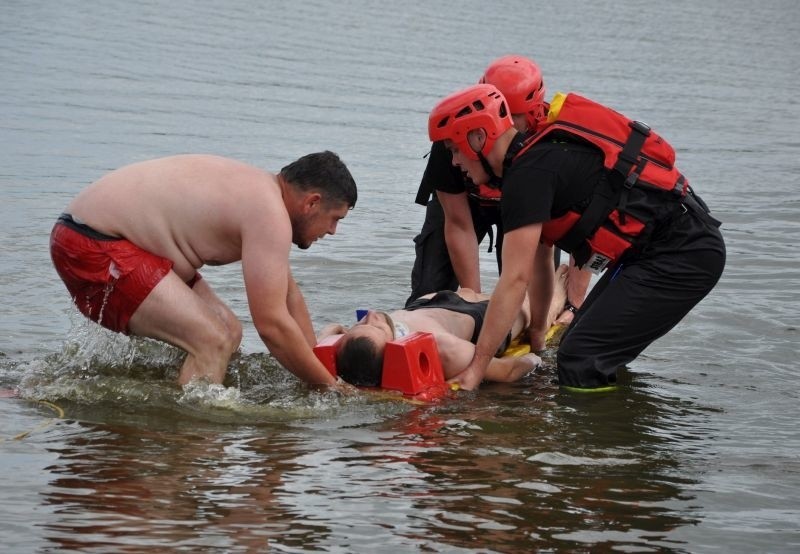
[
  {"x1": 447, "y1": 223, "x2": 542, "y2": 390},
  {"x1": 439, "y1": 191, "x2": 481, "y2": 291},
  {"x1": 286, "y1": 272, "x2": 317, "y2": 347},
  {"x1": 241, "y1": 220, "x2": 336, "y2": 385}
]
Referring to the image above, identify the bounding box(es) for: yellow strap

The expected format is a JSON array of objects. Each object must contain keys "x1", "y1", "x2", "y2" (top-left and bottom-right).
[
  {"x1": 501, "y1": 341, "x2": 531, "y2": 357},
  {"x1": 561, "y1": 385, "x2": 619, "y2": 393},
  {"x1": 547, "y1": 92, "x2": 568, "y2": 123},
  {"x1": 501, "y1": 322, "x2": 569, "y2": 359},
  {"x1": 545, "y1": 323, "x2": 568, "y2": 347}
]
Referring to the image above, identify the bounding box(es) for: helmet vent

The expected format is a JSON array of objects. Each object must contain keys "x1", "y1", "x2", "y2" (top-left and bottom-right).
[
  {"x1": 436, "y1": 116, "x2": 450, "y2": 129},
  {"x1": 454, "y1": 104, "x2": 476, "y2": 120}
]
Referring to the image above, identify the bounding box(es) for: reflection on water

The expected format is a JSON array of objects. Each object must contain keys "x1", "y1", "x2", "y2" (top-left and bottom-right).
[
  {"x1": 23, "y1": 378, "x2": 705, "y2": 553},
  {"x1": 2, "y1": 328, "x2": 709, "y2": 552}
]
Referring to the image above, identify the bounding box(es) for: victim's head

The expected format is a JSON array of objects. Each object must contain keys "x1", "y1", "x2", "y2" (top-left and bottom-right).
[{"x1": 334, "y1": 310, "x2": 395, "y2": 387}]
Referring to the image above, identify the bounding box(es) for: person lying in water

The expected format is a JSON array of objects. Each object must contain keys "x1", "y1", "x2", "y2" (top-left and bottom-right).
[{"x1": 317, "y1": 265, "x2": 570, "y2": 387}]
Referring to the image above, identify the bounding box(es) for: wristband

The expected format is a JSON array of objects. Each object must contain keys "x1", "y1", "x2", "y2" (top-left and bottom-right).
[{"x1": 564, "y1": 301, "x2": 578, "y2": 314}]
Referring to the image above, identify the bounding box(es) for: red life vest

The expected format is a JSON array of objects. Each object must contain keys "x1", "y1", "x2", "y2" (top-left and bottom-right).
[
  {"x1": 467, "y1": 182, "x2": 502, "y2": 206},
  {"x1": 513, "y1": 92, "x2": 689, "y2": 273}
]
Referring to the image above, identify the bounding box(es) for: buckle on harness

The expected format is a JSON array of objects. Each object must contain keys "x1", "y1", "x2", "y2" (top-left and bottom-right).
[
  {"x1": 616, "y1": 123, "x2": 650, "y2": 177},
  {"x1": 630, "y1": 120, "x2": 651, "y2": 136}
]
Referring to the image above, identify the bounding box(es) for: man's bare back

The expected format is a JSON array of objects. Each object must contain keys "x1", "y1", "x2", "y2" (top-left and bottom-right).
[{"x1": 67, "y1": 155, "x2": 286, "y2": 281}]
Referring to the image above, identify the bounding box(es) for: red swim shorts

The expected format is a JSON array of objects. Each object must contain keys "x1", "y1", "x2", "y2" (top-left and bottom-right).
[{"x1": 50, "y1": 216, "x2": 174, "y2": 334}]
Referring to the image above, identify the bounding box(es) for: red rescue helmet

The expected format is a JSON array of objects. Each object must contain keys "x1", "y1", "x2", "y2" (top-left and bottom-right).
[
  {"x1": 480, "y1": 55, "x2": 546, "y2": 129},
  {"x1": 428, "y1": 84, "x2": 514, "y2": 161}
]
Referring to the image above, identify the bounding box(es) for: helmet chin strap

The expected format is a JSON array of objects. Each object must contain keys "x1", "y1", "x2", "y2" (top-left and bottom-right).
[
  {"x1": 477, "y1": 131, "x2": 528, "y2": 189},
  {"x1": 477, "y1": 151, "x2": 503, "y2": 188}
]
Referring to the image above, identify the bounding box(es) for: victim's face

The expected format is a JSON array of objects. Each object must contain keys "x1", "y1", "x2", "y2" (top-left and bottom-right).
[{"x1": 344, "y1": 310, "x2": 394, "y2": 351}]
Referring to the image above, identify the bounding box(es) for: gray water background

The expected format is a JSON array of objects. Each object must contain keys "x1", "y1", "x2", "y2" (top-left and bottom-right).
[{"x1": 1, "y1": 0, "x2": 799, "y2": 552}]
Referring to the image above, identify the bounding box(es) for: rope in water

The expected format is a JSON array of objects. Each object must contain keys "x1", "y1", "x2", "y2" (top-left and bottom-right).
[{"x1": 1, "y1": 399, "x2": 65, "y2": 442}]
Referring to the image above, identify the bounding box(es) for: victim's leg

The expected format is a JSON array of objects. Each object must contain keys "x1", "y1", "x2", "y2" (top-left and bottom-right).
[
  {"x1": 546, "y1": 264, "x2": 569, "y2": 328},
  {"x1": 508, "y1": 291, "x2": 532, "y2": 340},
  {"x1": 128, "y1": 272, "x2": 242, "y2": 384}
]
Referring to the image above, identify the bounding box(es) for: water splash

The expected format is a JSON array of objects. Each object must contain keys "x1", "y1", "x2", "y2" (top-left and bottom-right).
[
  {"x1": 95, "y1": 261, "x2": 119, "y2": 329},
  {"x1": 11, "y1": 315, "x2": 414, "y2": 426}
]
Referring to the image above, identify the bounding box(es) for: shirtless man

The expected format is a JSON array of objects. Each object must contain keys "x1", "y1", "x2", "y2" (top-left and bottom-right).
[
  {"x1": 317, "y1": 265, "x2": 569, "y2": 387},
  {"x1": 50, "y1": 152, "x2": 357, "y2": 386}
]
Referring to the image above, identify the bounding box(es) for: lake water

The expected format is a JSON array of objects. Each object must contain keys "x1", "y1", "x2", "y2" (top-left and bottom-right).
[{"x1": 1, "y1": 0, "x2": 799, "y2": 552}]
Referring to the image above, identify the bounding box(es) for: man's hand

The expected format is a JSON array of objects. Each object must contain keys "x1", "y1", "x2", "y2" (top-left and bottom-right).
[
  {"x1": 554, "y1": 309, "x2": 575, "y2": 326},
  {"x1": 446, "y1": 360, "x2": 486, "y2": 391},
  {"x1": 317, "y1": 323, "x2": 347, "y2": 341}
]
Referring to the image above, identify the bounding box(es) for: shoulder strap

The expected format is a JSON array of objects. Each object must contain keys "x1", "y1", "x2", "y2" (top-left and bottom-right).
[
  {"x1": 612, "y1": 120, "x2": 651, "y2": 187},
  {"x1": 555, "y1": 173, "x2": 619, "y2": 263}
]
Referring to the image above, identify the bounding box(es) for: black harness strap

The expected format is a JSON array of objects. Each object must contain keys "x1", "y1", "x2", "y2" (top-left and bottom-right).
[
  {"x1": 557, "y1": 121, "x2": 654, "y2": 262},
  {"x1": 555, "y1": 173, "x2": 619, "y2": 266},
  {"x1": 613, "y1": 120, "x2": 650, "y2": 179}
]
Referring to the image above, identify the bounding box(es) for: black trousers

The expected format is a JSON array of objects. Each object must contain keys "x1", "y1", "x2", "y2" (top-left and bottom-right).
[
  {"x1": 557, "y1": 204, "x2": 726, "y2": 388},
  {"x1": 406, "y1": 195, "x2": 502, "y2": 307}
]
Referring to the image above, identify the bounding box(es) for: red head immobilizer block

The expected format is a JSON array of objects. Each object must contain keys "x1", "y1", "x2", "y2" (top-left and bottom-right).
[
  {"x1": 314, "y1": 333, "x2": 343, "y2": 377},
  {"x1": 313, "y1": 331, "x2": 447, "y2": 398},
  {"x1": 380, "y1": 332, "x2": 444, "y2": 395}
]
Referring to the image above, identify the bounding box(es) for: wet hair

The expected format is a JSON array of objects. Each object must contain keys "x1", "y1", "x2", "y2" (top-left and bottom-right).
[
  {"x1": 335, "y1": 336, "x2": 383, "y2": 387},
  {"x1": 279, "y1": 151, "x2": 357, "y2": 209}
]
